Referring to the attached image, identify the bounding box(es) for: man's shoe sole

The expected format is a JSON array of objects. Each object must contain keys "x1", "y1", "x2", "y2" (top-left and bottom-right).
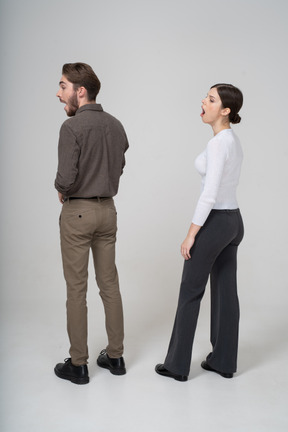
[
  {"x1": 54, "y1": 368, "x2": 89, "y2": 384},
  {"x1": 97, "y1": 360, "x2": 126, "y2": 375}
]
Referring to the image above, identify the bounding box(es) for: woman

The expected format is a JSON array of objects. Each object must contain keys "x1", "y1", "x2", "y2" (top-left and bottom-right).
[{"x1": 156, "y1": 83, "x2": 244, "y2": 381}]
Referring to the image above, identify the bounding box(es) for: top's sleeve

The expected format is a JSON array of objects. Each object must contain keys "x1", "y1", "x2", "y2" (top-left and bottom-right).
[
  {"x1": 192, "y1": 138, "x2": 228, "y2": 226},
  {"x1": 54, "y1": 123, "x2": 80, "y2": 195}
]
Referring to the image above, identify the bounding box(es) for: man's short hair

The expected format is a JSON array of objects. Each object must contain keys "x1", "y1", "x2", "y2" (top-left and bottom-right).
[{"x1": 62, "y1": 63, "x2": 101, "y2": 101}]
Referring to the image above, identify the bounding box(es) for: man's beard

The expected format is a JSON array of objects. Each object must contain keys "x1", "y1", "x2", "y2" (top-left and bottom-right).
[{"x1": 66, "y1": 92, "x2": 79, "y2": 117}]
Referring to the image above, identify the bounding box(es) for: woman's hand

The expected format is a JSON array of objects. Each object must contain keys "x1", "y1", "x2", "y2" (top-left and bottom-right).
[
  {"x1": 181, "y1": 236, "x2": 195, "y2": 260},
  {"x1": 180, "y1": 223, "x2": 202, "y2": 260}
]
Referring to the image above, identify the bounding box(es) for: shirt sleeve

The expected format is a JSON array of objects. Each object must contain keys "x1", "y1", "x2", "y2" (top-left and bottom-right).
[
  {"x1": 192, "y1": 137, "x2": 228, "y2": 226},
  {"x1": 54, "y1": 122, "x2": 80, "y2": 195},
  {"x1": 121, "y1": 131, "x2": 129, "y2": 174}
]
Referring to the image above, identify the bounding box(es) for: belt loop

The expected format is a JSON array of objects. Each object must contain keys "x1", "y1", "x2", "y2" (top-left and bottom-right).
[{"x1": 97, "y1": 197, "x2": 101, "y2": 202}]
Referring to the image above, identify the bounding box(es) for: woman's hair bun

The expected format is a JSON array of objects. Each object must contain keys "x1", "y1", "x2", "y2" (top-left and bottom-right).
[{"x1": 231, "y1": 113, "x2": 241, "y2": 124}]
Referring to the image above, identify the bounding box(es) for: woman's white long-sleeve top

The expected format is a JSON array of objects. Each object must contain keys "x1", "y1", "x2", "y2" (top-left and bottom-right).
[{"x1": 192, "y1": 129, "x2": 243, "y2": 227}]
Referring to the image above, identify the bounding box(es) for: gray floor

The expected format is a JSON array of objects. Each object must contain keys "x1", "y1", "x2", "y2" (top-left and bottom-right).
[{"x1": 1, "y1": 292, "x2": 287, "y2": 432}]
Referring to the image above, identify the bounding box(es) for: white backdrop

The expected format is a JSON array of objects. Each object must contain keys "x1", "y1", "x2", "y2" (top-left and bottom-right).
[{"x1": 0, "y1": 0, "x2": 287, "y2": 419}]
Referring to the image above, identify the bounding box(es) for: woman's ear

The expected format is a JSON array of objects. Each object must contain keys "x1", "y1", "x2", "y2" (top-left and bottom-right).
[{"x1": 221, "y1": 107, "x2": 231, "y2": 118}]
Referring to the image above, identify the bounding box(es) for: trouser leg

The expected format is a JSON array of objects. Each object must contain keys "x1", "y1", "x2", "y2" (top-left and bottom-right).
[
  {"x1": 164, "y1": 216, "x2": 221, "y2": 376},
  {"x1": 60, "y1": 202, "x2": 91, "y2": 366},
  {"x1": 208, "y1": 244, "x2": 240, "y2": 373},
  {"x1": 91, "y1": 201, "x2": 124, "y2": 358},
  {"x1": 164, "y1": 243, "x2": 213, "y2": 376}
]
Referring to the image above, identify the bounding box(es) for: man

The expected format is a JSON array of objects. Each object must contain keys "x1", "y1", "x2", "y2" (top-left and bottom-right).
[{"x1": 54, "y1": 63, "x2": 129, "y2": 384}]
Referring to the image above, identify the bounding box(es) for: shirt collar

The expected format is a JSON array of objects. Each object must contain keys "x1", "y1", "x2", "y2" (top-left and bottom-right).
[{"x1": 76, "y1": 103, "x2": 103, "y2": 114}]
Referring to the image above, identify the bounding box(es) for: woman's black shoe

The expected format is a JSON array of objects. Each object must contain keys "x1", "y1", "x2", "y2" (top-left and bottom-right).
[
  {"x1": 201, "y1": 361, "x2": 233, "y2": 378},
  {"x1": 155, "y1": 364, "x2": 188, "y2": 381}
]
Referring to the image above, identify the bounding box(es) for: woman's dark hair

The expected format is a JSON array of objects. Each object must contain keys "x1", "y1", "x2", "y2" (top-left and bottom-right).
[
  {"x1": 211, "y1": 83, "x2": 243, "y2": 124},
  {"x1": 62, "y1": 62, "x2": 101, "y2": 101}
]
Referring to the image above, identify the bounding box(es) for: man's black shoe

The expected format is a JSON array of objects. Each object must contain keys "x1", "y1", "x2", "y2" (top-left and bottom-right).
[
  {"x1": 97, "y1": 349, "x2": 126, "y2": 375},
  {"x1": 155, "y1": 364, "x2": 188, "y2": 382},
  {"x1": 54, "y1": 358, "x2": 89, "y2": 384},
  {"x1": 201, "y1": 361, "x2": 233, "y2": 378}
]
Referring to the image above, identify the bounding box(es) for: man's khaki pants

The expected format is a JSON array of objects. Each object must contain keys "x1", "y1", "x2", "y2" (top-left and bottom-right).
[{"x1": 59, "y1": 198, "x2": 124, "y2": 366}]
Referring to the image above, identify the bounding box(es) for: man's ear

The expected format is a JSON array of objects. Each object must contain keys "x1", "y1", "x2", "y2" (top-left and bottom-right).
[{"x1": 77, "y1": 86, "x2": 87, "y2": 99}]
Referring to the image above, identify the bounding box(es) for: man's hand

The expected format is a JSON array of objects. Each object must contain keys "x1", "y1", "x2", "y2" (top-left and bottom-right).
[{"x1": 58, "y1": 192, "x2": 65, "y2": 204}]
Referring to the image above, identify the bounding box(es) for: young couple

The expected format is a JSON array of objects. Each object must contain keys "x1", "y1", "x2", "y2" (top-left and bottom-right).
[{"x1": 53, "y1": 63, "x2": 244, "y2": 385}]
